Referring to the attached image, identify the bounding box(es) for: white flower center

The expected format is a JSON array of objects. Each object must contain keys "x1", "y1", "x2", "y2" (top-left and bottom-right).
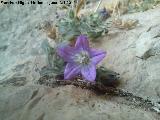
[{"x1": 74, "y1": 51, "x2": 90, "y2": 65}]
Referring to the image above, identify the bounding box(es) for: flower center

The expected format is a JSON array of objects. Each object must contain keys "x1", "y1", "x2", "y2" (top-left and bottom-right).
[{"x1": 74, "y1": 51, "x2": 90, "y2": 65}]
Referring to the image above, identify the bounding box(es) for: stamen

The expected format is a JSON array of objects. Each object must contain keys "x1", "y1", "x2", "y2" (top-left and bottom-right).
[{"x1": 74, "y1": 51, "x2": 90, "y2": 65}]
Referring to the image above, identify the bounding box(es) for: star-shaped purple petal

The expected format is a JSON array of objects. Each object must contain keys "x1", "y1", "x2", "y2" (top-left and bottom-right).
[{"x1": 57, "y1": 35, "x2": 106, "y2": 82}]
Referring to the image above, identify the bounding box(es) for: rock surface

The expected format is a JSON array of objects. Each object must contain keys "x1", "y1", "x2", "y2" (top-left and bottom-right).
[
  {"x1": 0, "y1": 85, "x2": 159, "y2": 120},
  {"x1": 0, "y1": 0, "x2": 160, "y2": 120},
  {"x1": 97, "y1": 7, "x2": 160, "y2": 101},
  {"x1": 0, "y1": 0, "x2": 57, "y2": 83}
]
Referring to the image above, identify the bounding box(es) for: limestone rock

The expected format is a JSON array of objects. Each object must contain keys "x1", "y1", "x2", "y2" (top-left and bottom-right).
[
  {"x1": 0, "y1": 85, "x2": 159, "y2": 120},
  {"x1": 98, "y1": 7, "x2": 160, "y2": 101}
]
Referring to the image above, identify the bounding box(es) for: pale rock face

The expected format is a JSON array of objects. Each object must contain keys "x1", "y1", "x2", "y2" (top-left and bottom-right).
[
  {"x1": 0, "y1": 0, "x2": 57, "y2": 83},
  {"x1": 0, "y1": 85, "x2": 159, "y2": 120},
  {"x1": 0, "y1": 0, "x2": 160, "y2": 120},
  {"x1": 97, "y1": 7, "x2": 160, "y2": 101},
  {"x1": 135, "y1": 24, "x2": 160, "y2": 59}
]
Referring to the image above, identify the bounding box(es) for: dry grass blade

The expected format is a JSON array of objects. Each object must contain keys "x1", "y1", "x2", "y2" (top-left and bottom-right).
[
  {"x1": 112, "y1": 18, "x2": 139, "y2": 30},
  {"x1": 75, "y1": 0, "x2": 85, "y2": 17}
]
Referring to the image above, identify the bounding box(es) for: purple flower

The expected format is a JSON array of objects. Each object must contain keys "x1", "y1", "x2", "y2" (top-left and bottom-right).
[
  {"x1": 98, "y1": 8, "x2": 110, "y2": 20},
  {"x1": 57, "y1": 35, "x2": 106, "y2": 82}
]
